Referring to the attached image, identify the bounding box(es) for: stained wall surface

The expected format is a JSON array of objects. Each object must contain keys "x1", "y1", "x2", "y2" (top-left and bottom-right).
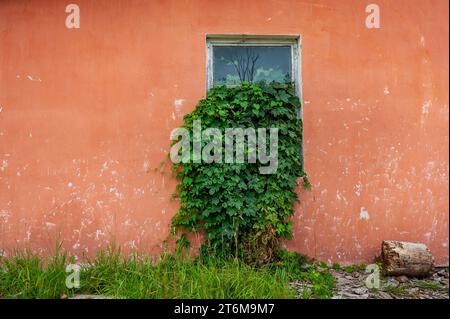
[{"x1": 1, "y1": 0, "x2": 448, "y2": 265}]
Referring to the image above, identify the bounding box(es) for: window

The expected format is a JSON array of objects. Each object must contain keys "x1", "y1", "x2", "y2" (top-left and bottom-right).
[{"x1": 206, "y1": 35, "x2": 301, "y2": 97}]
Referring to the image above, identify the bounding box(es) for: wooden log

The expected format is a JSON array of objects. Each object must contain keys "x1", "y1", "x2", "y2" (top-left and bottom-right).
[{"x1": 381, "y1": 240, "x2": 434, "y2": 277}]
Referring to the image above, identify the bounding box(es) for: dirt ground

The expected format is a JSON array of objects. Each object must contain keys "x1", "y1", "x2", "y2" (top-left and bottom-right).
[{"x1": 330, "y1": 267, "x2": 449, "y2": 299}]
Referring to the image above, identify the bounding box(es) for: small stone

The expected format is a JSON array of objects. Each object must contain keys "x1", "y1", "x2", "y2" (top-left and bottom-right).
[
  {"x1": 353, "y1": 287, "x2": 368, "y2": 295},
  {"x1": 396, "y1": 275, "x2": 409, "y2": 283},
  {"x1": 377, "y1": 291, "x2": 393, "y2": 299},
  {"x1": 343, "y1": 292, "x2": 363, "y2": 299},
  {"x1": 388, "y1": 278, "x2": 399, "y2": 286},
  {"x1": 60, "y1": 293, "x2": 68, "y2": 299}
]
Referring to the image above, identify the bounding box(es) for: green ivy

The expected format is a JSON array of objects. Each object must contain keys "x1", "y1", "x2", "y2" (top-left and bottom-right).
[{"x1": 170, "y1": 82, "x2": 309, "y2": 262}]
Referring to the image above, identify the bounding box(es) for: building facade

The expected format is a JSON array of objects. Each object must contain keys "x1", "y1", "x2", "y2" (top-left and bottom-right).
[{"x1": 0, "y1": 0, "x2": 448, "y2": 265}]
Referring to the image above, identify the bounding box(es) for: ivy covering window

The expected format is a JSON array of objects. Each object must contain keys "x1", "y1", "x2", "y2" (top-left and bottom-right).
[{"x1": 206, "y1": 35, "x2": 300, "y2": 92}]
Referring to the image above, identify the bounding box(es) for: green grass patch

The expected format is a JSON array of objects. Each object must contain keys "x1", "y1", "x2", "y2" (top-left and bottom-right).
[
  {"x1": 342, "y1": 263, "x2": 368, "y2": 274},
  {"x1": 383, "y1": 284, "x2": 407, "y2": 295},
  {"x1": 331, "y1": 263, "x2": 341, "y2": 271},
  {"x1": 0, "y1": 248, "x2": 301, "y2": 299},
  {"x1": 269, "y1": 249, "x2": 335, "y2": 299},
  {"x1": 416, "y1": 281, "x2": 444, "y2": 291}
]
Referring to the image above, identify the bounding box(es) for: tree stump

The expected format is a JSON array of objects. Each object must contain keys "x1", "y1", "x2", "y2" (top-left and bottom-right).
[{"x1": 381, "y1": 240, "x2": 434, "y2": 277}]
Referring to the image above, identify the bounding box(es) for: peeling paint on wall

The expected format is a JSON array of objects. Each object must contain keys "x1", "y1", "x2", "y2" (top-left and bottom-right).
[
  {"x1": 0, "y1": 0, "x2": 448, "y2": 265},
  {"x1": 359, "y1": 207, "x2": 370, "y2": 221}
]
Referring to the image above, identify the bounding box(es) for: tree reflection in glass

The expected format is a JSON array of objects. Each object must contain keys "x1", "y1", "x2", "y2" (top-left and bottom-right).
[{"x1": 213, "y1": 46, "x2": 291, "y2": 86}]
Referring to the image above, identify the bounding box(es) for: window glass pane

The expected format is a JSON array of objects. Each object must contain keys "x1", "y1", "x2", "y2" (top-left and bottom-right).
[{"x1": 213, "y1": 46, "x2": 291, "y2": 86}]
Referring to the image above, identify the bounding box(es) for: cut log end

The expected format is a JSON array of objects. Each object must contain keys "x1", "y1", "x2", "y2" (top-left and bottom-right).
[{"x1": 381, "y1": 240, "x2": 435, "y2": 278}]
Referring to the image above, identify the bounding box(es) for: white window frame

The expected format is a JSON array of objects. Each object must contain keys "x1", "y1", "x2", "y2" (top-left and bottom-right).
[{"x1": 206, "y1": 34, "x2": 302, "y2": 103}]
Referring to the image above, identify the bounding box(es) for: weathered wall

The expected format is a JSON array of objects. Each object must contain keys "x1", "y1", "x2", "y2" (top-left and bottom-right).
[{"x1": 0, "y1": 0, "x2": 448, "y2": 265}]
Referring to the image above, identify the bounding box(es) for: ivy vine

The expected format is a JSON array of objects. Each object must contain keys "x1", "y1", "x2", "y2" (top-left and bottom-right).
[{"x1": 170, "y1": 82, "x2": 309, "y2": 263}]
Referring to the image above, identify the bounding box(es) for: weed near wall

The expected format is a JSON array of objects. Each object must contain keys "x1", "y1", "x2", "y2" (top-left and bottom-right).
[
  {"x1": 0, "y1": 249, "x2": 297, "y2": 299},
  {"x1": 0, "y1": 248, "x2": 335, "y2": 299}
]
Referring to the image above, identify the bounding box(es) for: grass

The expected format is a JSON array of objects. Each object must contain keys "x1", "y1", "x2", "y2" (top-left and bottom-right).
[
  {"x1": 416, "y1": 281, "x2": 444, "y2": 291},
  {"x1": 269, "y1": 250, "x2": 335, "y2": 299},
  {"x1": 1, "y1": 247, "x2": 335, "y2": 299},
  {"x1": 330, "y1": 262, "x2": 369, "y2": 274},
  {"x1": 342, "y1": 263, "x2": 368, "y2": 274},
  {"x1": 332, "y1": 263, "x2": 341, "y2": 271},
  {"x1": 383, "y1": 284, "x2": 407, "y2": 295},
  {"x1": 0, "y1": 250, "x2": 70, "y2": 299}
]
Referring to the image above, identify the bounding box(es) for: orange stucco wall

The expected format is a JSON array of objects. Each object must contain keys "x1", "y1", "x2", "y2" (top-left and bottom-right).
[{"x1": 1, "y1": 0, "x2": 448, "y2": 265}]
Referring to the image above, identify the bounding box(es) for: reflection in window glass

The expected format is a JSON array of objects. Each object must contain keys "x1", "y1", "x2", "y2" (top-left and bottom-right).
[{"x1": 213, "y1": 46, "x2": 291, "y2": 86}]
